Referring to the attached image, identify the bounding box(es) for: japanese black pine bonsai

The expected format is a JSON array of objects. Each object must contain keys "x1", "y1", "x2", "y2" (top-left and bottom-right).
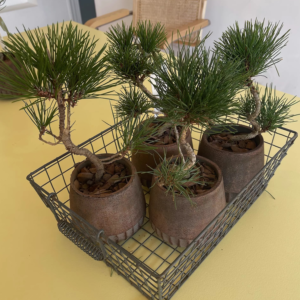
[
  {"x1": 0, "y1": 22, "x2": 153, "y2": 182},
  {"x1": 215, "y1": 20, "x2": 298, "y2": 141},
  {"x1": 105, "y1": 21, "x2": 247, "y2": 200}
]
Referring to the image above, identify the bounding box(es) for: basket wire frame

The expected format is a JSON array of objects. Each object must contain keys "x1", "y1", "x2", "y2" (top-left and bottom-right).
[{"x1": 27, "y1": 117, "x2": 297, "y2": 300}]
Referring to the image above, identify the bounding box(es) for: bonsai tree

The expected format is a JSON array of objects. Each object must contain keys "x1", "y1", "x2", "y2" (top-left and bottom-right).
[
  {"x1": 214, "y1": 20, "x2": 298, "y2": 140},
  {"x1": 0, "y1": 22, "x2": 154, "y2": 182},
  {"x1": 106, "y1": 21, "x2": 247, "y2": 200}
]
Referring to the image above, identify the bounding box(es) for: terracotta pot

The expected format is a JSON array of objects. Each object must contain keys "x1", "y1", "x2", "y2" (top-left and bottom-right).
[
  {"x1": 69, "y1": 154, "x2": 145, "y2": 243},
  {"x1": 131, "y1": 122, "x2": 193, "y2": 187},
  {"x1": 198, "y1": 125, "x2": 264, "y2": 202},
  {"x1": 149, "y1": 155, "x2": 226, "y2": 247},
  {"x1": 0, "y1": 55, "x2": 22, "y2": 97}
]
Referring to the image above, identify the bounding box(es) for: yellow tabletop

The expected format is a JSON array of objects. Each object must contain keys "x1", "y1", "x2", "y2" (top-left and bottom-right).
[{"x1": 1, "y1": 22, "x2": 300, "y2": 300}]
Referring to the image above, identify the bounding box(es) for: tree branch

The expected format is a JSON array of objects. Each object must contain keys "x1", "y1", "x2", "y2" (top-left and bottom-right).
[
  {"x1": 230, "y1": 81, "x2": 262, "y2": 141},
  {"x1": 134, "y1": 79, "x2": 158, "y2": 101},
  {"x1": 101, "y1": 152, "x2": 125, "y2": 162},
  {"x1": 39, "y1": 127, "x2": 61, "y2": 145},
  {"x1": 44, "y1": 129, "x2": 60, "y2": 140},
  {"x1": 39, "y1": 131, "x2": 61, "y2": 145},
  {"x1": 57, "y1": 90, "x2": 66, "y2": 139},
  {"x1": 61, "y1": 128, "x2": 104, "y2": 181},
  {"x1": 180, "y1": 126, "x2": 196, "y2": 170},
  {"x1": 102, "y1": 152, "x2": 127, "y2": 165},
  {"x1": 174, "y1": 125, "x2": 185, "y2": 164},
  {"x1": 158, "y1": 122, "x2": 173, "y2": 136},
  {"x1": 67, "y1": 101, "x2": 71, "y2": 130}
]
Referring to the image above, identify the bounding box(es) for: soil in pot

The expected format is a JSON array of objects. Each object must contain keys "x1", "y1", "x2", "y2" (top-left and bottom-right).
[
  {"x1": 149, "y1": 155, "x2": 226, "y2": 247},
  {"x1": 70, "y1": 154, "x2": 146, "y2": 243},
  {"x1": 208, "y1": 132, "x2": 257, "y2": 152},
  {"x1": 131, "y1": 119, "x2": 193, "y2": 188},
  {"x1": 74, "y1": 161, "x2": 130, "y2": 196},
  {"x1": 198, "y1": 125, "x2": 264, "y2": 202}
]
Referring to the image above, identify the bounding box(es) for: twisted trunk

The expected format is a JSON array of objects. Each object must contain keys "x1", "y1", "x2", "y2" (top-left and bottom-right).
[
  {"x1": 158, "y1": 122, "x2": 173, "y2": 136},
  {"x1": 62, "y1": 128, "x2": 104, "y2": 181},
  {"x1": 180, "y1": 126, "x2": 196, "y2": 170},
  {"x1": 57, "y1": 91, "x2": 66, "y2": 139},
  {"x1": 61, "y1": 93, "x2": 104, "y2": 181},
  {"x1": 174, "y1": 125, "x2": 185, "y2": 164},
  {"x1": 230, "y1": 82, "x2": 261, "y2": 141}
]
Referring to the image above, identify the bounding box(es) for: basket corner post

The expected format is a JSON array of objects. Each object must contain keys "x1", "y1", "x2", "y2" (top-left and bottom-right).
[{"x1": 158, "y1": 278, "x2": 163, "y2": 300}]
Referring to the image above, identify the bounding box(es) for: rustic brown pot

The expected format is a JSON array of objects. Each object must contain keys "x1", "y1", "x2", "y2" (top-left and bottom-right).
[
  {"x1": 131, "y1": 123, "x2": 193, "y2": 187},
  {"x1": 149, "y1": 155, "x2": 226, "y2": 247},
  {"x1": 198, "y1": 125, "x2": 264, "y2": 202},
  {"x1": 0, "y1": 55, "x2": 22, "y2": 97},
  {"x1": 69, "y1": 154, "x2": 145, "y2": 243}
]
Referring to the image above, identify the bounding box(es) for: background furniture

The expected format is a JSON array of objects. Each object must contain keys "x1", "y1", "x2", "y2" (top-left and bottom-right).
[
  {"x1": 1, "y1": 22, "x2": 300, "y2": 300},
  {"x1": 85, "y1": 0, "x2": 209, "y2": 47}
]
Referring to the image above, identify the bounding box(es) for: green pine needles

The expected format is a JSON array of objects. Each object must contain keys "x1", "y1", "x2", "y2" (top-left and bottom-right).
[
  {"x1": 151, "y1": 43, "x2": 245, "y2": 126},
  {"x1": 2, "y1": 19, "x2": 297, "y2": 203},
  {"x1": 0, "y1": 22, "x2": 114, "y2": 100},
  {"x1": 215, "y1": 19, "x2": 293, "y2": 141},
  {"x1": 105, "y1": 19, "x2": 297, "y2": 203},
  {"x1": 106, "y1": 22, "x2": 249, "y2": 198},
  {"x1": 150, "y1": 156, "x2": 202, "y2": 207},
  {"x1": 0, "y1": 22, "x2": 153, "y2": 182},
  {"x1": 238, "y1": 84, "x2": 299, "y2": 132},
  {"x1": 114, "y1": 86, "x2": 152, "y2": 118},
  {"x1": 106, "y1": 21, "x2": 166, "y2": 96},
  {"x1": 215, "y1": 20, "x2": 289, "y2": 77}
]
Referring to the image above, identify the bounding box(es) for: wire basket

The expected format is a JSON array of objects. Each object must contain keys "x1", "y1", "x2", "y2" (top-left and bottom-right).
[{"x1": 27, "y1": 118, "x2": 297, "y2": 300}]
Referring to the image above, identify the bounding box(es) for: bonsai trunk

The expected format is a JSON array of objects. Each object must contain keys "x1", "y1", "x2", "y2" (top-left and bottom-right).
[
  {"x1": 59, "y1": 96, "x2": 105, "y2": 181},
  {"x1": 179, "y1": 126, "x2": 196, "y2": 170},
  {"x1": 42, "y1": 92, "x2": 128, "y2": 182},
  {"x1": 229, "y1": 81, "x2": 261, "y2": 141},
  {"x1": 61, "y1": 128, "x2": 105, "y2": 181}
]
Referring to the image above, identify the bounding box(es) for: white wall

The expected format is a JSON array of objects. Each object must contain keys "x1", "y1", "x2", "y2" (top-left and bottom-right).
[
  {"x1": 94, "y1": 0, "x2": 133, "y2": 32},
  {"x1": 95, "y1": 0, "x2": 132, "y2": 16},
  {"x1": 202, "y1": 0, "x2": 300, "y2": 96},
  {"x1": 1, "y1": 0, "x2": 73, "y2": 35}
]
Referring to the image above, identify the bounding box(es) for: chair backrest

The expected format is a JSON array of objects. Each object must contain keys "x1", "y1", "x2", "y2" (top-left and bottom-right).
[{"x1": 133, "y1": 0, "x2": 207, "y2": 32}]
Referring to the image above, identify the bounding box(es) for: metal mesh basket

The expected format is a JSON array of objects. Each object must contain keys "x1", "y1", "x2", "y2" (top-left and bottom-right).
[{"x1": 27, "y1": 117, "x2": 297, "y2": 300}]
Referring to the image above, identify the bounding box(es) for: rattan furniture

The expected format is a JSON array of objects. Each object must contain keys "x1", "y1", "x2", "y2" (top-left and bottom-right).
[{"x1": 85, "y1": 0, "x2": 209, "y2": 47}]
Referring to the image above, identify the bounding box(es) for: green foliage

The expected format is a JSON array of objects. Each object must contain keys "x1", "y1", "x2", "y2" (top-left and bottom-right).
[
  {"x1": 0, "y1": 22, "x2": 116, "y2": 101},
  {"x1": 136, "y1": 21, "x2": 167, "y2": 53},
  {"x1": 111, "y1": 114, "x2": 159, "y2": 154},
  {"x1": 105, "y1": 21, "x2": 165, "y2": 83},
  {"x1": 23, "y1": 99, "x2": 58, "y2": 132},
  {"x1": 238, "y1": 84, "x2": 299, "y2": 132},
  {"x1": 214, "y1": 20, "x2": 289, "y2": 78},
  {"x1": 106, "y1": 20, "x2": 135, "y2": 51},
  {"x1": 151, "y1": 42, "x2": 246, "y2": 126},
  {"x1": 150, "y1": 156, "x2": 204, "y2": 206},
  {"x1": 114, "y1": 86, "x2": 152, "y2": 118}
]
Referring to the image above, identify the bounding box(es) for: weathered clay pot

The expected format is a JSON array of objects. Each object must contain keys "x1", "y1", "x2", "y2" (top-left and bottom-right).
[
  {"x1": 131, "y1": 121, "x2": 193, "y2": 187},
  {"x1": 0, "y1": 54, "x2": 22, "y2": 97},
  {"x1": 198, "y1": 125, "x2": 264, "y2": 202},
  {"x1": 70, "y1": 154, "x2": 145, "y2": 243},
  {"x1": 149, "y1": 155, "x2": 226, "y2": 247}
]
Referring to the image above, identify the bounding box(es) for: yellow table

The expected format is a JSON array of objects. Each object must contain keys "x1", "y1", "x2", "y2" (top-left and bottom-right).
[{"x1": 1, "y1": 22, "x2": 300, "y2": 300}]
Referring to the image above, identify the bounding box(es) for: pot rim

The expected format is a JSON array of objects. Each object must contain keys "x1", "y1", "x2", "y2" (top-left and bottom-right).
[
  {"x1": 70, "y1": 153, "x2": 136, "y2": 199},
  {"x1": 203, "y1": 124, "x2": 264, "y2": 155},
  {"x1": 138, "y1": 117, "x2": 192, "y2": 149},
  {"x1": 152, "y1": 155, "x2": 223, "y2": 199}
]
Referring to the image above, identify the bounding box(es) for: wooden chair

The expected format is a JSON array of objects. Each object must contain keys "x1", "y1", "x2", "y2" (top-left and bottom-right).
[{"x1": 85, "y1": 0, "x2": 209, "y2": 48}]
